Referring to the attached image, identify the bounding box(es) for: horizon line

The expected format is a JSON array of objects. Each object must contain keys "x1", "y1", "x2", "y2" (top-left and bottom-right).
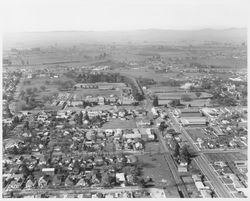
[{"x1": 4, "y1": 27, "x2": 247, "y2": 34}]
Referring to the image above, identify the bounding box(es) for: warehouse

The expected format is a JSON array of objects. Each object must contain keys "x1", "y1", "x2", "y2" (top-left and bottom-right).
[{"x1": 180, "y1": 117, "x2": 207, "y2": 126}]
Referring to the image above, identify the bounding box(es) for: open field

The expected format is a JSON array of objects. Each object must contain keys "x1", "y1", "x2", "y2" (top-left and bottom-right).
[
  {"x1": 102, "y1": 119, "x2": 137, "y2": 129},
  {"x1": 20, "y1": 76, "x2": 73, "y2": 97},
  {"x1": 137, "y1": 154, "x2": 180, "y2": 197},
  {"x1": 205, "y1": 152, "x2": 247, "y2": 163}
]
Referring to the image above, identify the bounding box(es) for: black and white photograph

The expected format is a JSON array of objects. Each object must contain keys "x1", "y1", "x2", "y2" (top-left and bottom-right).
[{"x1": 1, "y1": 0, "x2": 249, "y2": 198}]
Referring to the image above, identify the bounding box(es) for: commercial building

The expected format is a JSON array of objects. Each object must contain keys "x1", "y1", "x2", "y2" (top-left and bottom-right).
[{"x1": 180, "y1": 117, "x2": 207, "y2": 126}]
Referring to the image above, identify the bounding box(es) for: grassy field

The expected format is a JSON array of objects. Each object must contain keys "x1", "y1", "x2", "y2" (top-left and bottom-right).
[
  {"x1": 21, "y1": 76, "x2": 73, "y2": 98},
  {"x1": 102, "y1": 119, "x2": 137, "y2": 129},
  {"x1": 137, "y1": 153, "x2": 180, "y2": 197},
  {"x1": 205, "y1": 152, "x2": 247, "y2": 163}
]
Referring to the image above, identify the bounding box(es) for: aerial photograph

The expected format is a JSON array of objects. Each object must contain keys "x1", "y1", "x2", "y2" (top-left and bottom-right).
[{"x1": 1, "y1": 0, "x2": 248, "y2": 199}]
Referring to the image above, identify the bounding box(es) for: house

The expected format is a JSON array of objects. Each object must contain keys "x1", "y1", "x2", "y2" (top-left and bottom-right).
[
  {"x1": 134, "y1": 141, "x2": 143, "y2": 150},
  {"x1": 27, "y1": 74, "x2": 32, "y2": 79},
  {"x1": 134, "y1": 109, "x2": 147, "y2": 117},
  {"x1": 76, "y1": 178, "x2": 87, "y2": 187},
  {"x1": 38, "y1": 176, "x2": 47, "y2": 188},
  {"x1": 98, "y1": 96, "x2": 105, "y2": 105},
  {"x1": 126, "y1": 155, "x2": 138, "y2": 164},
  {"x1": 52, "y1": 175, "x2": 61, "y2": 186},
  {"x1": 137, "y1": 119, "x2": 151, "y2": 127},
  {"x1": 192, "y1": 174, "x2": 202, "y2": 182},
  {"x1": 65, "y1": 176, "x2": 74, "y2": 187},
  {"x1": 151, "y1": 107, "x2": 159, "y2": 117},
  {"x1": 194, "y1": 181, "x2": 205, "y2": 190},
  {"x1": 71, "y1": 101, "x2": 83, "y2": 107},
  {"x1": 94, "y1": 156, "x2": 104, "y2": 166},
  {"x1": 7, "y1": 180, "x2": 22, "y2": 190},
  {"x1": 116, "y1": 173, "x2": 126, "y2": 183},
  {"x1": 25, "y1": 179, "x2": 35, "y2": 189},
  {"x1": 200, "y1": 189, "x2": 212, "y2": 198},
  {"x1": 123, "y1": 133, "x2": 141, "y2": 139},
  {"x1": 229, "y1": 174, "x2": 245, "y2": 189},
  {"x1": 178, "y1": 157, "x2": 188, "y2": 172},
  {"x1": 126, "y1": 174, "x2": 136, "y2": 185},
  {"x1": 120, "y1": 96, "x2": 135, "y2": 105}
]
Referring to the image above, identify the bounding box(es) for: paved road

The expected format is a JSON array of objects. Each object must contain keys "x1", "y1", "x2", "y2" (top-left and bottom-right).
[
  {"x1": 3, "y1": 186, "x2": 144, "y2": 197},
  {"x1": 166, "y1": 109, "x2": 233, "y2": 198},
  {"x1": 201, "y1": 149, "x2": 246, "y2": 154}
]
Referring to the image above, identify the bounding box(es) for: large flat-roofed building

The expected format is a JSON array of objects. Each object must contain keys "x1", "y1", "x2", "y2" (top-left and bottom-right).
[
  {"x1": 180, "y1": 117, "x2": 207, "y2": 126},
  {"x1": 175, "y1": 108, "x2": 202, "y2": 117}
]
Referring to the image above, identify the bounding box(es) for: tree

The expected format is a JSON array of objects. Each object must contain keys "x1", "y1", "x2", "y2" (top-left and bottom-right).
[
  {"x1": 101, "y1": 172, "x2": 111, "y2": 187},
  {"x1": 20, "y1": 90, "x2": 25, "y2": 99},
  {"x1": 173, "y1": 141, "x2": 180, "y2": 158},
  {"x1": 24, "y1": 121, "x2": 29, "y2": 130},
  {"x1": 13, "y1": 116, "x2": 19, "y2": 124},
  {"x1": 33, "y1": 87, "x2": 38, "y2": 93},
  {"x1": 181, "y1": 94, "x2": 192, "y2": 102},
  {"x1": 79, "y1": 111, "x2": 83, "y2": 125},
  {"x1": 40, "y1": 86, "x2": 46, "y2": 91},
  {"x1": 180, "y1": 144, "x2": 191, "y2": 163},
  {"x1": 26, "y1": 88, "x2": 33, "y2": 95},
  {"x1": 152, "y1": 96, "x2": 158, "y2": 106},
  {"x1": 45, "y1": 80, "x2": 50, "y2": 85},
  {"x1": 158, "y1": 122, "x2": 168, "y2": 134},
  {"x1": 195, "y1": 92, "x2": 202, "y2": 98}
]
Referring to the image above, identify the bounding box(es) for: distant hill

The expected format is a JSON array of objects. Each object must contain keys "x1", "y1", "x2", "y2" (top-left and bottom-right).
[{"x1": 3, "y1": 28, "x2": 247, "y2": 49}]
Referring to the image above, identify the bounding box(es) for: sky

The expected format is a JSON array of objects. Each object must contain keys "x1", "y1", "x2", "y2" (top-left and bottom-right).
[{"x1": 1, "y1": 0, "x2": 249, "y2": 32}]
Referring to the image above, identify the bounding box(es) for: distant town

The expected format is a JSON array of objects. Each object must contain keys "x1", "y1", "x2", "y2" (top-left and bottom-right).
[{"x1": 2, "y1": 34, "x2": 248, "y2": 198}]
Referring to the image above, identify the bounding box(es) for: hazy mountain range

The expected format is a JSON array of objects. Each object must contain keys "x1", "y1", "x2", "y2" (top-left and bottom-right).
[{"x1": 3, "y1": 28, "x2": 247, "y2": 49}]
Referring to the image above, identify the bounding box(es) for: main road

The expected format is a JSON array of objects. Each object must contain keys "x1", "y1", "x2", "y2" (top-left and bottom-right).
[{"x1": 166, "y1": 109, "x2": 233, "y2": 198}]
